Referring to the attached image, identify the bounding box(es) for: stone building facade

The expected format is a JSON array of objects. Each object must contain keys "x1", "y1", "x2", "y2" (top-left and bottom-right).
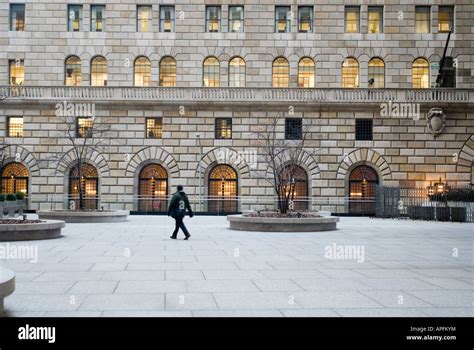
[{"x1": 0, "y1": 0, "x2": 473, "y2": 214}]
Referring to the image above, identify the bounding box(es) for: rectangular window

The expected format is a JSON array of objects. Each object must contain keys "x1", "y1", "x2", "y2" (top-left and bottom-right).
[
  {"x1": 229, "y1": 6, "x2": 244, "y2": 33},
  {"x1": 206, "y1": 6, "x2": 221, "y2": 32},
  {"x1": 355, "y1": 119, "x2": 373, "y2": 141},
  {"x1": 215, "y1": 118, "x2": 232, "y2": 139},
  {"x1": 91, "y1": 5, "x2": 105, "y2": 32},
  {"x1": 275, "y1": 6, "x2": 291, "y2": 33},
  {"x1": 146, "y1": 118, "x2": 163, "y2": 139},
  {"x1": 345, "y1": 6, "x2": 360, "y2": 33},
  {"x1": 7, "y1": 117, "x2": 24, "y2": 138},
  {"x1": 298, "y1": 6, "x2": 313, "y2": 33},
  {"x1": 68, "y1": 5, "x2": 83, "y2": 32},
  {"x1": 160, "y1": 6, "x2": 175, "y2": 32},
  {"x1": 10, "y1": 4, "x2": 25, "y2": 31},
  {"x1": 438, "y1": 6, "x2": 454, "y2": 33},
  {"x1": 415, "y1": 6, "x2": 430, "y2": 33},
  {"x1": 368, "y1": 6, "x2": 383, "y2": 33},
  {"x1": 137, "y1": 5, "x2": 152, "y2": 32},
  {"x1": 76, "y1": 117, "x2": 93, "y2": 138},
  {"x1": 9, "y1": 59, "x2": 24, "y2": 85},
  {"x1": 285, "y1": 118, "x2": 302, "y2": 140}
]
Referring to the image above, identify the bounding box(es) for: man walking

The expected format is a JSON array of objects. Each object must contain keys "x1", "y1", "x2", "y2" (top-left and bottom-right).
[{"x1": 168, "y1": 185, "x2": 194, "y2": 240}]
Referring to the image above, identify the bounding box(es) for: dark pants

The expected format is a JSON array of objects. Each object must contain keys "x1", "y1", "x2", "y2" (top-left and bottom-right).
[{"x1": 171, "y1": 215, "x2": 190, "y2": 238}]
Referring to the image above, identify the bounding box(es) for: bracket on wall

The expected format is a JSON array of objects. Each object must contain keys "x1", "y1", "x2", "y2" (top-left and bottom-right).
[{"x1": 426, "y1": 107, "x2": 446, "y2": 138}]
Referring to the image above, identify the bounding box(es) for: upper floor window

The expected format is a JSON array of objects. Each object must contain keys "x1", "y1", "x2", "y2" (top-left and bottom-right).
[
  {"x1": 272, "y1": 57, "x2": 289, "y2": 88},
  {"x1": 355, "y1": 119, "x2": 373, "y2": 141},
  {"x1": 229, "y1": 57, "x2": 245, "y2": 87},
  {"x1": 9, "y1": 59, "x2": 24, "y2": 85},
  {"x1": 137, "y1": 5, "x2": 152, "y2": 32},
  {"x1": 203, "y1": 57, "x2": 220, "y2": 87},
  {"x1": 229, "y1": 6, "x2": 244, "y2": 33},
  {"x1": 342, "y1": 58, "x2": 359, "y2": 88},
  {"x1": 298, "y1": 6, "x2": 313, "y2": 33},
  {"x1": 10, "y1": 4, "x2": 25, "y2": 31},
  {"x1": 7, "y1": 117, "x2": 24, "y2": 138},
  {"x1": 76, "y1": 117, "x2": 93, "y2": 138},
  {"x1": 298, "y1": 58, "x2": 315, "y2": 88},
  {"x1": 285, "y1": 118, "x2": 302, "y2": 140},
  {"x1": 438, "y1": 6, "x2": 454, "y2": 33},
  {"x1": 368, "y1": 58, "x2": 385, "y2": 88},
  {"x1": 146, "y1": 118, "x2": 163, "y2": 139},
  {"x1": 159, "y1": 57, "x2": 177, "y2": 87},
  {"x1": 275, "y1": 6, "x2": 291, "y2": 33},
  {"x1": 368, "y1": 6, "x2": 383, "y2": 33},
  {"x1": 439, "y1": 56, "x2": 456, "y2": 88},
  {"x1": 68, "y1": 5, "x2": 83, "y2": 32},
  {"x1": 91, "y1": 5, "x2": 105, "y2": 32},
  {"x1": 91, "y1": 56, "x2": 107, "y2": 86},
  {"x1": 345, "y1": 6, "x2": 360, "y2": 33},
  {"x1": 134, "y1": 56, "x2": 151, "y2": 87},
  {"x1": 65, "y1": 56, "x2": 82, "y2": 86},
  {"x1": 160, "y1": 6, "x2": 175, "y2": 32},
  {"x1": 215, "y1": 118, "x2": 232, "y2": 139},
  {"x1": 412, "y1": 58, "x2": 430, "y2": 88},
  {"x1": 415, "y1": 6, "x2": 430, "y2": 33},
  {"x1": 206, "y1": 6, "x2": 220, "y2": 32}
]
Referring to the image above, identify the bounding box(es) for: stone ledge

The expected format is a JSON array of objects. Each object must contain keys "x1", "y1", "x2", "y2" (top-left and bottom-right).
[
  {"x1": 227, "y1": 214, "x2": 339, "y2": 232},
  {"x1": 0, "y1": 220, "x2": 65, "y2": 241},
  {"x1": 37, "y1": 210, "x2": 129, "y2": 223},
  {"x1": 0, "y1": 267, "x2": 15, "y2": 314}
]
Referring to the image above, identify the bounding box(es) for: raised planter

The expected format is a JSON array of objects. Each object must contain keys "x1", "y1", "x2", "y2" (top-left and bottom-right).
[
  {"x1": 227, "y1": 214, "x2": 339, "y2": 232},
  {"x1": 0, "y1": 267, "x2": 15, "y2": 314},
  {"x1": 37, "y1": 210, "x2": 129, "y2": 223},
  {"x1": 0, "y1": 220, "x2": 65, "y2": 241}
]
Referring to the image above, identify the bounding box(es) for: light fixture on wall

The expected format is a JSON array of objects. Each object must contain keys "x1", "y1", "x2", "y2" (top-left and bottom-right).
[{"x1": 427, "y1": 177, "x2": 450, "y2": 196}]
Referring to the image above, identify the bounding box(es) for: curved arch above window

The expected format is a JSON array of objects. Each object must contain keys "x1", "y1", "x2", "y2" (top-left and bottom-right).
[
  {"x1": 272, "y1": 57, "x2": 289, "y2": 88},
  {"x1": 134, "y1": 56, "x2": 151, "y2": 87},
  {"x1": 159, "y1": 56, "x2": 177, "y2": 87},
  {"x1": 139, "y1": 163, "x2": 168, "y2": 180},
  {"x1": 342, "y1": 57, "x2": 359, "y2": 88},
  {"x1": 412, "y1": 57, "x2": 430, "y2": 88},
  {"x1": 229, "y1": 57, "x2": 246, "y2": 87},
  {"x1": 65, "y1": 56, "x2": 82, "y2": 86},
  {"x1": 298, "y1": 57, "x2": 315, "y2": 88},
  {"x1": 1, "y1": 162, "x2": 29, "y2": 195},
  {"x1": 368, "y1": 57, "x2": 385, "y2": 88},
  {"x1": 90, "y1": 56, "x2": 107, "y2": 86},
  {"x1": 203, "y1": 57, "x2": 220, "y2": 87}
]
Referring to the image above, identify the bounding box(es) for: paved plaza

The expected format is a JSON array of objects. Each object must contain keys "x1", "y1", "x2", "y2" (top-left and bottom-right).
[{"x1": 1, "y1": 216, "x2": 472, "y2": 317}]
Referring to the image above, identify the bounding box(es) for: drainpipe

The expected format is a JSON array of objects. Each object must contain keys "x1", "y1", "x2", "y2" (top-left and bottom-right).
[{"x1": 196, "y1": 134, "x2": 203, "y2": 213}]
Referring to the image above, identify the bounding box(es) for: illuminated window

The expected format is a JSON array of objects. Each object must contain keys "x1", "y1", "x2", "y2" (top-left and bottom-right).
[
  {"x1": 368, "y1": 58, "x2": 385, "y2": 88},
  {"x1": 229, "y1": 6, "x2": 244, "y2": 33},
  {"x1": 298, "y1": 6, "x2": 313, "y2": 33},
  {"x1": 1, "y1": 163, "x2": 28, "y2": 196},
  {"x1": 9, "y1": 59, "x2": 24, "y2": 85},
  {"x1": 275, "y1": 6, "x2": 291, "y2": 33},
  {"x1": 134, "y1": 56, "x2": 151, "y2": 87},
  {"x1": 138, "y1": 164, "x2": 168, "y2": 212},
  {"x1": 349, "y1": 165, "x2": 378, "y2": 215},
  {"x1": 7, "y1": 117, "x2": 24, "y2": 138},
  {"x1": 368, "y1": 6, "x2": 383, "y2": 33},
  {"x1": 415, "y1": 6, "x2": 430, "y2": 33},
  {"x1": 91, "y1": 56, "x2": 107, "y2": 86},
  {"x1": 146, "y1": 118, "x2": 162, "y2": 139},
  {"x1": 438, "y1": 6, "x2": 454, "y2": 33},
  {"x1": 69, "y1": 163, "x2": 98, "y2": 210},
  {"x1": 76, "y1": 117, "x2": 93, "y2": 138},
  {"x1": 279, "y1": 165, "x2": 308, "y2": 211},
  {"x1": 160, "y1": 6, "x2": 175, "y2": 32},
  {"x1": 91, "y1": 5, "x2": 105, "y2": 32},
  {"x1": 10, "y1": 4, "x2": 25, "y2": 31},
  {"x1": 342, "y1": 58, "x2": 359, "y2": 88},
  {"x1": 229, "y1": 57, "x2": 245, "y2": 87},
  {"x1": 272, "y1": 57, "x2": 289, "y2": 88},
  {"x1": 203, "y1": 57, "x2": 220, "y2": 87},
  {"x1": 215, "y1": 118, "x2": 232, "y2": 139},
  {"x1": 65, "y1": 56, "x2": 81, "y2": 86},
  {"x1": 298, "y1": 57, "x2": 315, "y2": 88},
  {"x1": 206, "y1": 6, "x2": 220, "y2": 32},
  {"x1": 159, "y1": 57, "x2": 176, "y2": 87},
  {"x1": 285, "y1": 118, "x2": 302, "y2": 140},
  {"x1": 137, "y1": 5, "x2": 151, "y2": 32},
  {"x1": 68, "y1": 5, "x2": 83, "y2": 32},
  {"x1": 412, "y1": 58, "x2": 430, "y2": 88},
  {"x1": 345, "y1": 6, "x2": 360, "y2": 33},
  {"x1": 355, "y1": 119, "x2": 373, "y2": 141},
  {"x1": 208, "y1": 165, "x2": 238, "y2": 213}
]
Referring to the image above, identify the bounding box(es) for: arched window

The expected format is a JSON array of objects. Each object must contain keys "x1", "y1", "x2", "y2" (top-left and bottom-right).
[
  {"x1": 412, "y1": 58, "x2": 430, "y2": 88},
  {"x1": 279, "y1": 164, "x2": 308, "y2": 211},
  {"x1": 203, "y1": 57, "x2": 220, "y2": 87},
  {"x1": 90, "y1": 56, "x2": 107, "y2": 86},
  {"x1": 69, "y1": 162, "x2": 99, "y2": 209},
  {"x1": 368, "y1": 58, "x2": 385, "y2": 88},
  {"x1": 342, "y1": 57, "x2": 359, "y2": 88},
  {"x1": 272, "y1": 57, "x2": 289, "y2": 87},
  {"x1": 298, "y1": 57, "x2": 315, "y2": 88},
  {"x1": 138, "y1": 164, "x2": 168, "y2": 212},
  {"x1": 159, "y1": 57, "x2": 176, "y2": 87},
  {"x1": 349, "y1": 165, "x2": 378, "y2": 215},
  {"x1": 65, "y1": 56, "x2": 82, "y2": 86},
  {"x1": 134, "y1": 56, "x2": 151, "y2": 87},
  {"x1": 208, "y1": 164, "x2": 237, "y2": 213},
  {"x1": 1, "y1": 162, "x2": 28, "y2": 195},
  {"x1": 229, "y1": 57, "x2": 246, "y2": 87}
]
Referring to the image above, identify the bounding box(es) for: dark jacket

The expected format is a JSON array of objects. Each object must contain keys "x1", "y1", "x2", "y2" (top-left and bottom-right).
[{"x1": 168, "y1": 191, "x2": 193, "y2": 218}]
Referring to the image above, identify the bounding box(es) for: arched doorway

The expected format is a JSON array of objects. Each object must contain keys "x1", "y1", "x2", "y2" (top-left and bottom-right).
[
  {"x1": 69, "y1": 162, "x2": 98, "y2": 210},
  {"x1": 349, "y1": 165, "x2": 378, "y2": 215},
  {"x1": 280, "y1": 164, "x2": 308, "y2": 211},
  {"x1": 1, "y1": 162, "x2": 29, "y2": 195},
  {"x1": 138, "y1": 164, "x2": 168, "y2": 212},
  {"x1": 208, "y1": 164, "x2": 238, "y2": 213}
]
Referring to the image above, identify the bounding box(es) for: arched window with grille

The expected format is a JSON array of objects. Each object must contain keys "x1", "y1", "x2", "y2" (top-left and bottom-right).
[
  {"x1": 279, "y1": 164, "x2": 308, "y2": 211},
  {"x1": 368, "y1": 57, "x2": 385, "y2": 88},
  {"x1": 342, "y1": 57, "x2": 359, "y2": 88},
  {"x1": 159, "y1": 57, "x2": 177, "y2": 87},
  {"x1": 90, "y1": 56, "x2": 107, "y2": 86},
  {"x1": 229, "y1": 57, "x2": 245, "y2": 87},
  {"x1": 1, "y1": 162, "x2": 29, "y2": 195},
  {"x1": 134, "y1": 56, "x2": 151, "y2": 86},
  {"x1": 65, "y1": 56, "x2": 82, "y2": 86},
  {"x1": 348, "y1": 165, "x2": 378, "y2": 215},
  {"x1": 69, "y1": 162, "x2": 99, "y2": 209},
  {"x1": 203, "y1": 57, "x2": 220, "y2": 87},
  {"x1": 208, "y1": 164, "x2": 238, "y2": 213},
  {"x1": 138, "y1": 164, "x2": 168, "y2": 212},
  {"x1": 298, "y1": 57, "x2": 315, "y2": 88},
  {"x1": 272, "y1": 57, "x2": 289, "y2": 87},
  {"x1": 412, "y1": 58, "x2": 430, "y2": 88}
]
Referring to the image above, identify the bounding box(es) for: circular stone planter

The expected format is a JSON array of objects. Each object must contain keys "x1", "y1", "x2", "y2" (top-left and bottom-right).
[
  {"x1": 0, "y1": 267, "x2": 15, "y2": 313},
  {"x1": 227, "y1": 214, "x2": 339, "y2": 232},
  {"x1": 0, "y1": 220, "x2": 65, "y2": 241},
  {"x1": 37, "y1": 210, "x2": 129, "y2": 223}
]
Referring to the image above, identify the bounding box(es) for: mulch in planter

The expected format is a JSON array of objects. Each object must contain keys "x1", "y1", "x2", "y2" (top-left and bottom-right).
[
  {"x1": 244, "y1": 211, "x2": 322, "y2": 218},
  {"x1": 0, "y1": 219, "x2": 44, "y2": 224}
]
